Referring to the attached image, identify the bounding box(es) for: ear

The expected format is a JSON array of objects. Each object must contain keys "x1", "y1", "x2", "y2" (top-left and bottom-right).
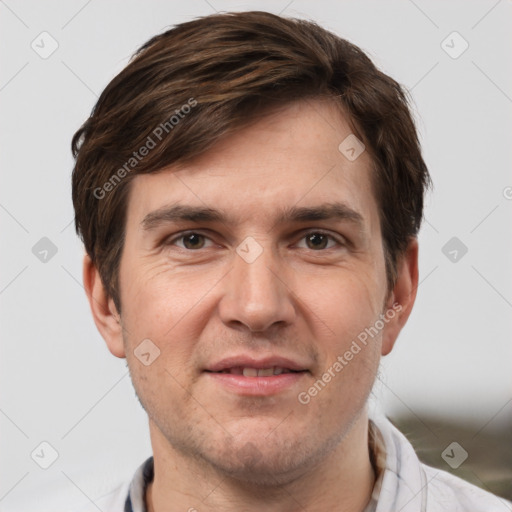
[
  {"x1": 83, "y1": 254, "x2": 126, "y2": 358},
  {"x1": 381, "y1": 238, "x2": 419, "y2": 356}
]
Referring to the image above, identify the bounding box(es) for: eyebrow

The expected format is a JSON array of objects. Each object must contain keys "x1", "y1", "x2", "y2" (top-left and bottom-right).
[{"x1": 141, "y1": 202, "x2": 364, "y2": 231}]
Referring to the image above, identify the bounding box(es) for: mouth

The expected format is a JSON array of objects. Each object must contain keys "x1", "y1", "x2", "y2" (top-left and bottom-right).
[
  {"x1": 203, "y1": 356, "x2": 310, "y2": 396},
  {"x1": 206, "y1": 366, "x2": 305, "y2": 377}
]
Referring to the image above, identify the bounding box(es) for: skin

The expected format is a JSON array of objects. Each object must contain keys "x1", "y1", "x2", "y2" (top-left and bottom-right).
[{"x1": 84, "y1": 98, "x2": 418, "y2": 512}]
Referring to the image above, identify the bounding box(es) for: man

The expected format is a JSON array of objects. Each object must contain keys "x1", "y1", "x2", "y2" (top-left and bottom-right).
[{"x1": 71, "y1": 10, "x2": 511, "y2": 512}]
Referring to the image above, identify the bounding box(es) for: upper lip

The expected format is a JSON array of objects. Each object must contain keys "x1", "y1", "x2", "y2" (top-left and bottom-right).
[{"x1": 205, "y1": 355, "x2": 309, "y2": 372}]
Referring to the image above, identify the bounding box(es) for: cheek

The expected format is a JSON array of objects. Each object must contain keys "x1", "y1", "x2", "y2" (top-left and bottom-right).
[
  {"x1": 302, "y1": 267, "x2": 384, "y2": 400},
  {"x1": 121, "y1": 274, "x2": 203, "y2": 413},
  {"x1": 119, "y1": 257, "x2": 213, "y2": 333},
  {"x1": 309, "y1": 268, "x2": 385, "y2": 342}
]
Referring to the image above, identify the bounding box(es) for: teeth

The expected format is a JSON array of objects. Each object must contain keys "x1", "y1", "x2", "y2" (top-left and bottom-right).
[
  {"x1": 238, "y1": 367, "x2": 291, "y2": 377},
  {"x1": 242, "y1": 367, "x2": 259, "y2": 377}
]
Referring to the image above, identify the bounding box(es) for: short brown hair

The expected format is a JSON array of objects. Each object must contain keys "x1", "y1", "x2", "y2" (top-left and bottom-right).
[{"x1": 72, "y1": 10, "x2": 431, "y2": 312}]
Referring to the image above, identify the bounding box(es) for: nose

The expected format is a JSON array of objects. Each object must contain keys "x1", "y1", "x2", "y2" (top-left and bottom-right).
[{"x1": 218, "y1": 242, "x2": 296, "y2": 333}]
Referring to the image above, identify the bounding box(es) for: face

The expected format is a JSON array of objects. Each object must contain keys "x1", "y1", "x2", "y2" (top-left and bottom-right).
[{"x1": 90, "y1": 98, "x2": 414, "y2": 485}]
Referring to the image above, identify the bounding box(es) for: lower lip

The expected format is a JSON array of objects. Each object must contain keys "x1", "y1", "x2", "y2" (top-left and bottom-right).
[{"x1": 204, "y1": 372, "x2": 308, "y2": 396}]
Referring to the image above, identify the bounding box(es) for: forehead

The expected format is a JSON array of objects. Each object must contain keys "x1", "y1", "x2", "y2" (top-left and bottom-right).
[{"x1": 126, "y1": 98, "x2": 377, "y2": 229}]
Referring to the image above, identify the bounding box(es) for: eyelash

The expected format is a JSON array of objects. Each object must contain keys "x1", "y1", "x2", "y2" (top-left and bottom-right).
[{"x1": 165, "y1": 230, "x2": 346, "y2": 251}]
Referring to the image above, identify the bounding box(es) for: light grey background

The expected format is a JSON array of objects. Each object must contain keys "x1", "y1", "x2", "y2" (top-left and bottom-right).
[{"x1": 1, "y1": 0, "x2": 511, "y2": 510}]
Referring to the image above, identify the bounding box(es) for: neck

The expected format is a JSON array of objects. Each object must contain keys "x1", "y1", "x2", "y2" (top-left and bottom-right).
[{"x1": 146, "y1": 411, "x2": 375, "y2": 512}]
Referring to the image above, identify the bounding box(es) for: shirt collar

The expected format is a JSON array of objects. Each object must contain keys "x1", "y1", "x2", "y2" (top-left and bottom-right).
[
  {"x1": 124, "y1": 455, "x2": 154, "y2": 512},
  {"x1": 363, "y1": 417, "x2": 388, "y2": 512}
]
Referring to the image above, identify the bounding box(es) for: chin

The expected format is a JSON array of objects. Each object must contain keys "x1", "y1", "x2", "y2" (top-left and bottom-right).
[
  {"x1": 209, "y1": 453, "x2": 308, "y2": 487},
  {"x1": 201, "y1": 432, "x2": 334, "y2": 487}
]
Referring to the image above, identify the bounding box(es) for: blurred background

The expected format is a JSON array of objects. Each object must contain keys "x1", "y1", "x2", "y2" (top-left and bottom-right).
[{"x1": 1, "y1": 0, "x2": 511, "y2": 509}]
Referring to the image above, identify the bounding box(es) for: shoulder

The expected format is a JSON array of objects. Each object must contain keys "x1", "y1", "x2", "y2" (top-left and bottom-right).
[
  {"x1": 369, "y1": 413, "x2": 512, "y2": 512},
  {"x1": 69, "y1": 456, "x2": 154, "y2": 512},
  {"x1": 70, "y1": 480, "x2": 130, "y2": 512},
  {"x1": 422, "y1": 463, "x2": 512, "y2": 512},
  {"x1": 71, "y1": 456, "x2": 153, "y2": 512}
]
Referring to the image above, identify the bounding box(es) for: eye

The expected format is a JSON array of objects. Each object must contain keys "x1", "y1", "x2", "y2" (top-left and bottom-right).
[
  {"x1": 165, "y1": 230, "x2": 344, "y2": 252},
  {"x1": 296, "y1": 231, "x2": 342, "y2": 250},
  {"x1": 169, "y1": 232, "x2": 215, "y2": 250}
]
